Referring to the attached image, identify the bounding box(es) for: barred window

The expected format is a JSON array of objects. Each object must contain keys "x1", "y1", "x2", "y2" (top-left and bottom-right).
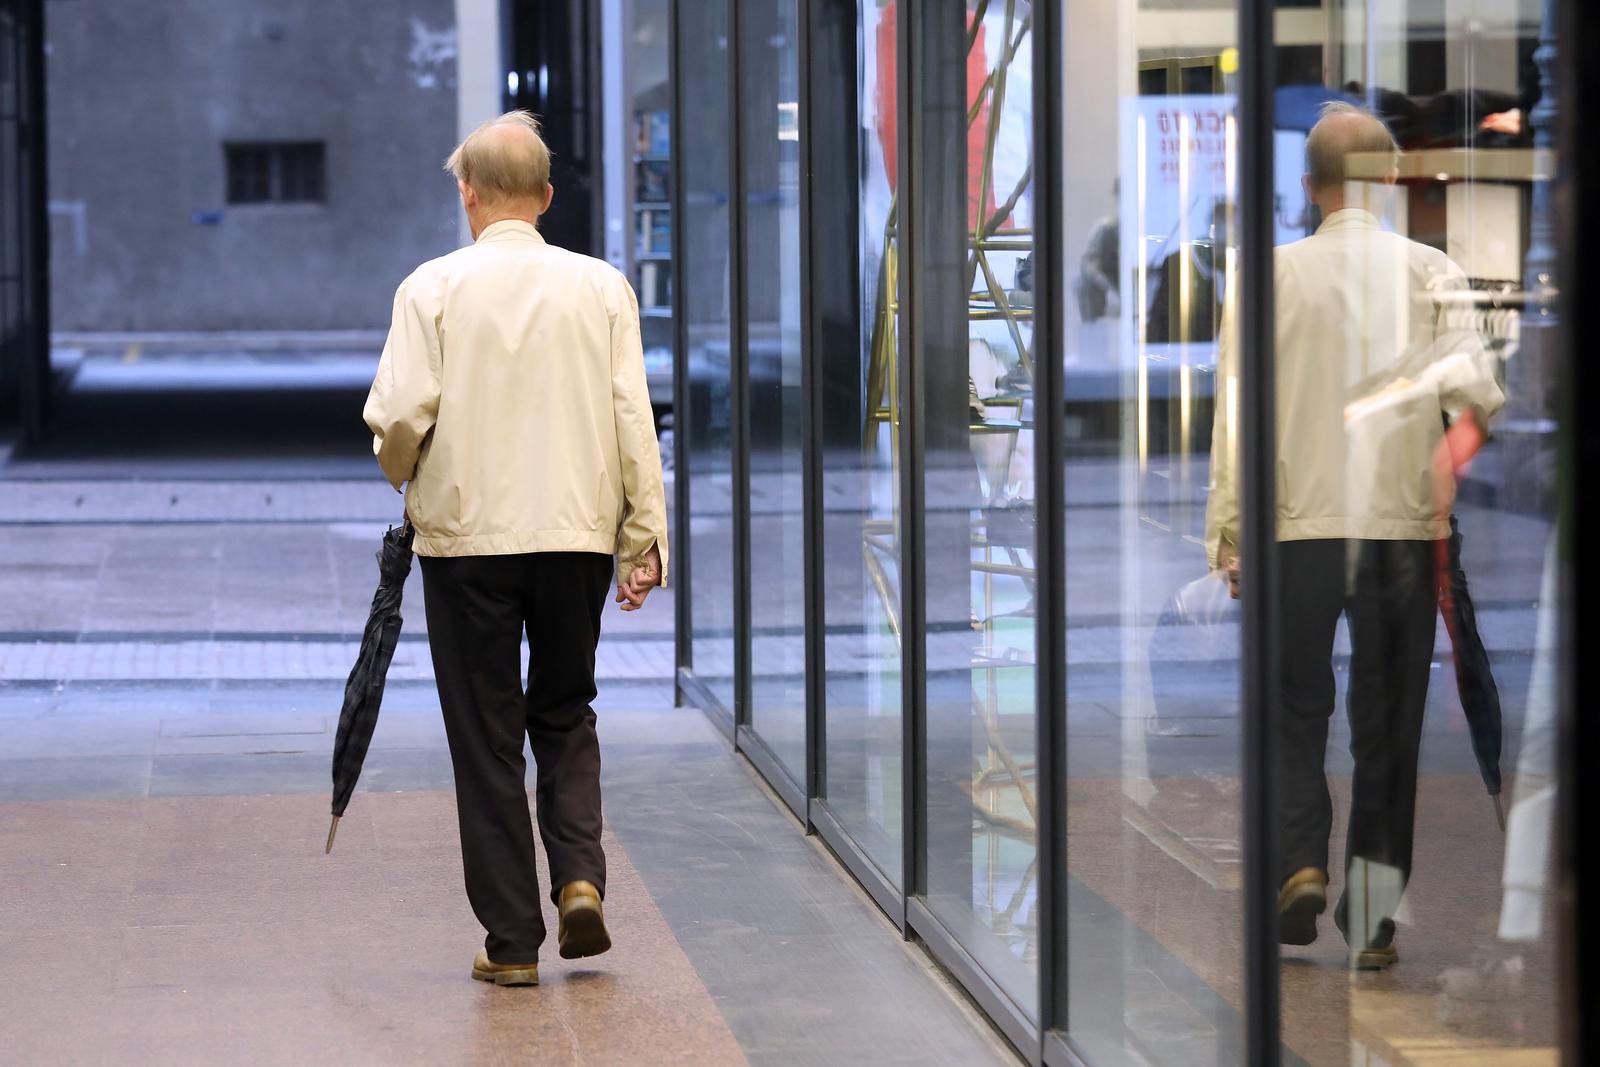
[{"x1": 224, "y1": 142, "x2": 326, "y2": 204}]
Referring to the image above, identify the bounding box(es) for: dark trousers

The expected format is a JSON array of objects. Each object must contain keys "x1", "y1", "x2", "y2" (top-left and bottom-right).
[
  {"x1": 1277, "y1": 539, "x2": 1436, "y2": 919},
  {"x1": 420, "y1": 551, "x2": 613, "y2": 964}
]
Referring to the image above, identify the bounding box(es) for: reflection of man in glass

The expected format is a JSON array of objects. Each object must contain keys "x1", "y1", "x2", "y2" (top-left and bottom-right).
[
  {"x1": 1206, "y1": 104, "x2": 1502, "y2": 970},
  {"x1": 1146, "y1": 199, "x2": 1229, "y2": 343}
]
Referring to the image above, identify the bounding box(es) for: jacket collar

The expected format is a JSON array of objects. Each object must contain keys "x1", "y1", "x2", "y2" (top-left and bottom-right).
[
  {"x1": 1316, "y1": 207, "x2": 1381, "y2": 234},
  {"x1": 475, "y1": 219, "x2": 546, "y2": 244}
]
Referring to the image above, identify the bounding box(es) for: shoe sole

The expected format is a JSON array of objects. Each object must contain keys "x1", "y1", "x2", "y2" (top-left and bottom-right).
[
  {"x1": 1351, "y1": 945, "x2": 1398, "y2": 971},
  {"x1": 471, "y1": 965, "x2": 540, "y2": 986},
  {"x1": 558, "y1": 899, "x2": 612, "y2": 960},
  {"x1": 1279, "y1": 884, "x2": 1326, "y2": 946}
]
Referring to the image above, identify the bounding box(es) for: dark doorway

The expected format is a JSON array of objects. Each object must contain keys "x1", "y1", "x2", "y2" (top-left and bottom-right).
[
  {"x1": 0, "y1": 0, "x2": 49, "y2": 444},
  {"x1": 505, "y1": 0, "x2": 602, "y2": 257}
]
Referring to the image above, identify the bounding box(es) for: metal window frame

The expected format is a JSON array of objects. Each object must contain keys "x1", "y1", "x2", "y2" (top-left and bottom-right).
[
  {"x1": 668, "y1": 0, "x2": 691, "y2": 706},
  {"x1": 1031, "y1": 0, "x2": 1068, "y2": 1050},
  {"x1": 1237, "y1": 0, "x2": 1281, "y2": 1061},
  {"x1": 14, "y1": 0, "x2": 48, "y2": 445},
  {"x1": 728, "y1": 0, "x2": 753, "y2": 745},
  {"x1": 797, "y1": 0, "x2": 824, "y2": 807},
  {"x1": 1558, "y1": 0, "x2": 1597, "y2": 1060},
  {"x1": 894, "y1": 0, "x2": 930, "y2": 927}
]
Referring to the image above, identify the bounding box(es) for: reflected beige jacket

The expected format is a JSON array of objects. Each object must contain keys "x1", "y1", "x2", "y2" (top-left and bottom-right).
[
  {"x1": 1205, "y1": 209, "x2": 1503, "y2": 570},
  {"x1": 363, "y1": 219, "x2": 668, "y2": 584}
]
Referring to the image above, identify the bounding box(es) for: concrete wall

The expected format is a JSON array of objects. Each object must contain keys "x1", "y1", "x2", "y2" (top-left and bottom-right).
[{"x1": 46, "y1": 0, "x2": 461, "y2": 332}]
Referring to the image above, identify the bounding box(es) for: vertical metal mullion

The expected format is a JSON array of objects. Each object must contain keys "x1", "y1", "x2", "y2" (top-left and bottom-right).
[
  {"x1": 796, "y1": 0, "x2": 826, "y2": 805},
  {"x1": 895, "y1": 0, "x2": 927, "y2": 911},
  {"x1": 728, "y1": 0, "x2": 753, "y2": 733},
  {"x1": 1031, "y1": 0, "x2": 1067, "y2": 1045},
  {"x1": 668, "y1": 0, "x2": 692, "y2": 704},
  {"x1": 1238, "y1": 0, "x2": 1280, "y2": 1062},
  {"x1": 1557, "y1": 0, "x2": 1597, "y2": 1059},
  {"x1": 19, "y1": 0, "x2": 48, "y2": 445}
]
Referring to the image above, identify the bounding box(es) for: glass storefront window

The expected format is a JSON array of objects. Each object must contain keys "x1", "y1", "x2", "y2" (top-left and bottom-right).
[
  {"x1": 920, "y1": 0, "x2": 1040, "y2": 1022},
  {"x1": 740, "y1": 0, "x2": 807, "y2": 784},
  {"x1": 1264, "y1": 3, "x2": 1562, "y2": 1063},
  {"x1": 671, "y1": 0, "x2": 1582, "y2": 1058},
  {"x1": 816, "y1": 0, "x2": 904, "y2": 886},
  {"x1": 1058, "y1": 3, "x2": 1246, "y2": 1062},
  {"x1": 677, "y1": 0, "x2": 735, "y2": 714}
]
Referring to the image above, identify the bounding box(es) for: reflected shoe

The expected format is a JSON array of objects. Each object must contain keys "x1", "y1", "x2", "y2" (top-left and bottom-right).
[
  {"x1": 1278, "y1": 867, "x2": 1328, "y2": 946},
  {"x1": 471, "y1": 949, "x2": 539, "y2": 986},
  {"x1": 558, "y1": 880, "x2": 612, "y2": 960},
  {"x1": 1333, "y1": 896, "x2": 1399, "y2": 971},
  {"x1": 1351, "y1": 941, "x2": 1399, "y2": 971}
]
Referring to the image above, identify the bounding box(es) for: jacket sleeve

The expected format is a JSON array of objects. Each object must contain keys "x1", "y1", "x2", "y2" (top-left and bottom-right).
[
  {"x1": 363, "y1": 276, "x2": 443, "y2": 492},
  {"x1": 1204, "y1": 273, "x2": 1241, "y2": 573},
  {"x1": 609, "y1": 272, "x2": 671, "y2": 586}
]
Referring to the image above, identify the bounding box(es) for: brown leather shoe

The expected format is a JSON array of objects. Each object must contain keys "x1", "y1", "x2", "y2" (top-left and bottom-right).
[
  {"x1": 558, "y1": 880, "x2": 611, "y2": 960},
  {"x1": 471, "y1": 949, "x2": 539, "y2": 986},
  {"x1": 1278, "y1": 867, "x2": 1328, "y2": 946},
  {"x1": 1351, "y1": 941, "x2": 1399, "y2": 971}
]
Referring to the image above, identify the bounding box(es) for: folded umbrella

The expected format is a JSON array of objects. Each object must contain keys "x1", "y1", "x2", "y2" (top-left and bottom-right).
[
  {"x1": 326, "y1": 521, "x2": 416, "y2": 852},
  {"x1": 1439, "y1": 517, "x2": 1505, "y2": 829}
]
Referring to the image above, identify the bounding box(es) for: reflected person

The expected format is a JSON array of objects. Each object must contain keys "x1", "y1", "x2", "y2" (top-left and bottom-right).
[
  {"x1": 363, "y1": 111, "x2": 669, "y2": 987},
  {"x1": 1206, "y1": 103, "x2": 1502, "y2": 970}
]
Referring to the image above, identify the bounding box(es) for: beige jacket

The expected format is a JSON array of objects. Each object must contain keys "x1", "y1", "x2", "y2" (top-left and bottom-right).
[
  {"x1": 1205, "y1": 208, "x2": 1503, "y2": 570},
  {"x1": 363, "y1": 219, "x2": 668, "y2": 584}
]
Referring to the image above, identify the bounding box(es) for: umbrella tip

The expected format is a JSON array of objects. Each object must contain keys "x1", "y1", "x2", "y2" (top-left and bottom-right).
[
  {"x1": 1493, "y1": 794, "x2": 1507, "y2": 833},
  {"x1": 325, "y1": 814, "x2": 341, "y2": 854}
]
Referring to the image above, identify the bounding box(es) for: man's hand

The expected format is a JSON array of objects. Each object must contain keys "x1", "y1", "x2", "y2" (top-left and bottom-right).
[
  {"x1": 1217, "y1": 545, "x2": 1242, "y2": 600},
  {"x1": 1480, "y1": 109, "x2": 1523, "y2": 136},
  {"x1": 616, "y1": 543, "x2": 663, "y2": 612}
]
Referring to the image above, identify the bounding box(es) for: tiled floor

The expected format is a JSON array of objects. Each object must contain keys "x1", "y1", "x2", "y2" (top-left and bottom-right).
[
  {"x1": 0, "y1": 379, "x2": 1014, "y2": 1066},
  {"x1": 0, "y1": 682, "x2": 1017, "y2": 1066},
  {"x1": 2, "y1": 377, "x2": 1561, "y2": 1066}
]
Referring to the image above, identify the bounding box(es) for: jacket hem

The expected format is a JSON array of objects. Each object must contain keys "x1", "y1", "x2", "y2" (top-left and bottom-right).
[
  {"x1": 413, "y1": 530, "x2": 617, "y2": 558},
  {"x1": 1278, "y1": 517, "x2": 1448, "y2": 542}
]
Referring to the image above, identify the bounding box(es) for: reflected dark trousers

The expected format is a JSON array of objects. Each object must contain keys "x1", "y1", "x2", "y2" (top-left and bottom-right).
[
  {"x1": 420, "y1": 551, "x2": 613, "y2": 964},
  {"x1": 1276, "y1": 539, "x2": 1436, "y2": 898}
]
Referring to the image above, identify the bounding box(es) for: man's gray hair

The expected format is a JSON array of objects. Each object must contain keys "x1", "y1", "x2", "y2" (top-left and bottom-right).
[
  {"x1": 1305, "y1": 101, "x2": 1398, "y2": 191},
  {"x1": 444, "y1": 110, "x2": 552, "y2": 205}
]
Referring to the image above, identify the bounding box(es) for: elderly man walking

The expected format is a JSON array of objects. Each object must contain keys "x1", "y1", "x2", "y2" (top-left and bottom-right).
[
  {"x1": 363, "y1": 111, "x2": 668, "y2": 986},
  {"x1": 1207, "y1": 103, "x2": 1501, "y2": 970}
]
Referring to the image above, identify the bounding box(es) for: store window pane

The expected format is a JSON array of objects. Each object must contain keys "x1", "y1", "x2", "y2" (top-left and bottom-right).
[
  {"x1": 678, "y1": 0, "x2": 735, "y2": 712},
  {"x1": 1261, "y1": 3, "x2": 1562, "y2": 1063},
  {"x1": 920, "y1": 0, "x2": 1038, "y2": 1020},
  {"x1": 818, "y1": 0, "x2": 903, "y2": 887},
  {"x1": 1058, "y1": 3, "x2": 1246, "y2": 1063},
  {"x1": 741, "y1": 0, "x2": 806, "y2": 782},
  {"x1": 628, "y1": 0, "x2": 674, "y2": 411}
]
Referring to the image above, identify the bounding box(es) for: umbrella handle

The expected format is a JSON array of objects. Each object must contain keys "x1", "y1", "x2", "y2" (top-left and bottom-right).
[{"x1": 325, "y1": 814, "x2": 341, "y2": 854}]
